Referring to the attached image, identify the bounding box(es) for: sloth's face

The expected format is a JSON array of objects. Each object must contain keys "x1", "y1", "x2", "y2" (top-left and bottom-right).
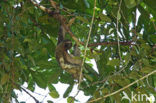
[{"x1": 64, "y1": 40, "x2": 72, "y2": 50}]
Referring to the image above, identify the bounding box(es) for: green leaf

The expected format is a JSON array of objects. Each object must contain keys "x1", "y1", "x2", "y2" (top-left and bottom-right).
[
  {"x1": 144, "y1": 0, "x2": 156, "y2": 10},
  {"x1": 140, "y1": 66, "x2": 154, "y2": 74},
  {"x1": 114, "y1": 76, "x2": 130, "y2": 86},
  {"x1": 124, "y1": 0, "x2": 136, "y2": 8},
  {"x1": 84, "y1": 74, "x2": 94, "y2": 81},
  {"x1": 129, "y1": 71, "x2": 140, "y2": 80},
  {"x1": 27, "y1": 55, "x2": 36, "y2": 66},
  {"x1": 142, "y1": 59, "x2": 149, "y2": 66},
  {"x1": 48, "y1": 84, "x2": 59, "y2": 99},
  {"x1": 63, "y1": 84, "x2": 73, "y2": 98},
  {"x1": 96, "y1": 51, "x2": 110, "y2": 76},
  {"x1": 76, "y1": 16, "x2": 89, "y2": 23},
  {"x1": 102, "y1": 88, "x2": 109, "y2": 95},
  {"x1": 60, "y1": 72, "x2": 74, "y2": 84},
  {"x1": 47, "y1": 100, "x2": 53, "y2": 103},
  {"x1": 151, "y1": 58, "x2": 156, "y2": 62},
  {"x1": 83, "y1": 0, "x2": 90, "y2": 8},
  {"x1": 93, "y1": 91, "x2": 100, "y2": 98},
  {"x1": 117, "y1": 12, "x2": 121, "y2": 20},
  {"x1": 149, "y1": 35, "x2": 156, "y2": 43},
  {"x1": 107, "y1": 59, "x2": 120, "y2": 66},
  {"x1": 113, "y1": 93, "x2": 121, "y2": 103},
  {"x1": 33, "y1": 73, "x2": 47, "y2": 89},
  {"x1": 154, "y1": 75, "x2": 156, "y2": 87},
  {"x1": 99, "y1": 14, "x2": 112, "y2": 22},
  {"x1": 1, "y1": 74, "x2": 9, "y2": 85},
  {"x1": 24, "y1": 38, "x2": 31, "y2": 43},
  {"x1": 49, "y1": 91, "x2": 59, "y2": 99},
  {"x1": 67, "y1": 96, "x2": 74, "y2": 103},
  {"x1": 27, "y1": 75, "x2": 35, "y2": 91}
]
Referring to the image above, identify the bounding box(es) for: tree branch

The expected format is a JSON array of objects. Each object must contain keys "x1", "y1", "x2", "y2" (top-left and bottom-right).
[
  {"x1": 88, "y1": 70, "x2": 156, "y2": 103},
  {"x1": 78, "y1": 0, "x2": 96, "y2": 86},
  {"x1": 88, "y1": 41, "x2": 134, "y2": 47},
  {"x1": 30, "y1": 0, "x2": 82, "y2": 45},
  {"x1": 116, "y1": 0, "x2": 123, "y2": 61},
  {"x1": 21, "y1": 87, "x2": 40, "y2": 103},
  {"x1": 29, "y1": 0, "x2": 135, "y2": 47}
]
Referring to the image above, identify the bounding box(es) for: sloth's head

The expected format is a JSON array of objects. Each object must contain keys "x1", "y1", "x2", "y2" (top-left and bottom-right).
[{"x1": 63, "y1": 40, "x2": 72, "y2": 50}]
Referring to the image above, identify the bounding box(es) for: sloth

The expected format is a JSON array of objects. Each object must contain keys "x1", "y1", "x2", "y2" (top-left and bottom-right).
[{"x1": 55, "y1": 25, "x2": 82, "y2": 79}]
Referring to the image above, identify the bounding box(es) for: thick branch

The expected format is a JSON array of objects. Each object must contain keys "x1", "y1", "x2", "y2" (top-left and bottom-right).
[
  {"x1": 30, "y1": 0, "x2": 82, "y2": 45},
  {"x1": 30, "y1": 0, "x2": 135, "y2": 47},
  {"x1": 88, "y1": 41, "x2": 134, "y2": 47}
]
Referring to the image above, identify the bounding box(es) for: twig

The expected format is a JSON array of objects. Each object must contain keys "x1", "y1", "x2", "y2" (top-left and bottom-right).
[
  {"x1": 78, "y1": 0, "x2": 96, "y2": 87},
  {"x1": 41, "y1": 93, "x2": 48, "y2": 102},
  {"x1": 22, "y1": 86, "x2": 46, "y2": 96},
  {"x1": 70, "y1": 90, "x2": 80, "y2": 103},
  {"x1": 21, "y1": 87, "x2": 40, "y2": 103},
  {"x1": 88, "y1": 70, "x2": 156, "y2": 103},
  {"x1": 116, "y1": 0, "x2": 123, "y2": 62},
  {"x1": 70, "y1": 1, "x2": 97, "y2": 103}
]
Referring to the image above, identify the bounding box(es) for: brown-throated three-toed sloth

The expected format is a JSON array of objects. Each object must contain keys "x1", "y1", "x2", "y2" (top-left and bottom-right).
[{"x1": 55, "y1": 25, "x2": 82, "y2": 79}]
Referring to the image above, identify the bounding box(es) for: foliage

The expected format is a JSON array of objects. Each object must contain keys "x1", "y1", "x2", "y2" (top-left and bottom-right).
[{"x1": 0, "y1": 0, "x2": 156, "y2": 103}]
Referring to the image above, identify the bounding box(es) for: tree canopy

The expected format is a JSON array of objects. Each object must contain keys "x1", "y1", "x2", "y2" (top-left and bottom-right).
[{"x1": 0, "y1": 0, "x2": 156, "y2": 103}]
